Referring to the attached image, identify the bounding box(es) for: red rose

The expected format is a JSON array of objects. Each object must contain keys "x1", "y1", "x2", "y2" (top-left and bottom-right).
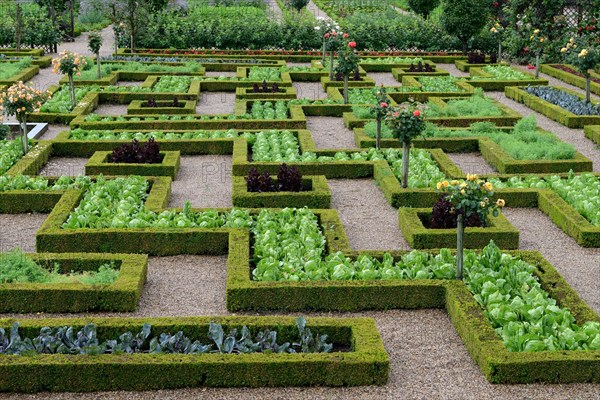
[
  {"x1": 413, "y1": 110, "x2": 421, "y2": 117},
  {"x1": 524, "y1": 47, "x2": 529, "y2": 52},
  {"x1": 331, "y1": 31, "x2": 337, "y2": 36},
  {"x1": 527, "y1": 64, "x2": 535, "y2": 69},
  {"x1": 348, "y1": 41, "x2": 357, "y2": 48},
  {"x1": 380, "y1": 102, "x2": 388, "y2": 108},
  {"x1": 343, "y1": 33, "x2": 349, "y2": 38}
]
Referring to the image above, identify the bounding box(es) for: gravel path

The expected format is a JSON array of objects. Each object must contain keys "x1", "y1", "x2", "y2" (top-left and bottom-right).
[
  {"x1": 38, "y1": 157, "x2": 88, "y2": 177},
  {"x1": 306, "y1": 0, "x2": 333, "y2": 21},
  {"x1": 168, "y1": 155, "x2": 233, "y2": 209},
  {"x1": 329, "y1": 179, "x2": 409, "y2": 250},
  {"x1": 491, "y1": 91, "x2": 600, "y2": 172},
  {"x1": 203, "y1": 71, "x2": 237, "y2": 78},
  {"x1": 293, "y1": 81, "x2": 328, "y2": 100},
  {"x1": 94, "y1": 104, "x2": 128, "y2": 116},
  {"x1": 504, "y1": 208, "x2": 600, "y2": 313},
  {"x1": 264, "y1": 0, "x2": 283, "y2": 21},
  {"x1": 447, "y1": 152, "x2": 497, "y2": 175},
  {"x1": 307, "y1": 116, "x2": 357, "y2": 149},
  {"x1": 37, "y1": 124, "x2": 70, "y2": 141},
  {"x1": 368, "y1": 72, "x2": 400, "y2": 87},
  {"x1": 196, "y1": 92, "x2": 236, "y2": 115},
  {"x1": 437, "y1": 63, "x2": 471, "y2": 78},
  {"x1": 0, "y1": 213, "x2": 47, "y2": 252}
]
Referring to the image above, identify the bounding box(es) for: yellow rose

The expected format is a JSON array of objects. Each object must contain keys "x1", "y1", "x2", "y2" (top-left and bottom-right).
[
  {"x1": 561, "y1": 47, "x2": 568, "y2": 53},
  {"x1": 533, "y1": 29, "x2": 540, "y2": 34},
  {"x1": 436, "y1": 182, "x2": 443, "y2": 190},
  {"x1": 496, "y1": 199, "x2": 505, "y2": 207},
  {"x1": 443, "y1": 180, "x2": 449, "y2": 188},
  {"x1": 450, "y1": 180, "x2": 459, "y2": 186},
  {"x1": 479, "y1": 201, "x2": 486, "y2": 208},
  {"x1": 539, "y1": 37, "x2": 545, "y2": 43},
  {"x1": 467, "y1": 174, "x2": 478, "y2": 181},
  {"x1": 578, "y1": 49, "x2": 588, "y2": 58},
  {"x1": 460, "y1": 189, "x2": 465, "y2": 195},
  {"x1": 483, "y1": 182, "x2": 493, "y2": 191}
]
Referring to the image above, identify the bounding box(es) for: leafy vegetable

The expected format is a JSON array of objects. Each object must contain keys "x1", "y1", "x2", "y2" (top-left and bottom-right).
[{"x1": 525, "y1": 86, "x2": 600, "y2": 116}]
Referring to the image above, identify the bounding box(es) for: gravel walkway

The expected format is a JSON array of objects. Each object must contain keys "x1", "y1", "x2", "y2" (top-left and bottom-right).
[
  {"x1": 368, "y1": 72, "x2": 400, "y2": 87},
  {"x1": 203, "y1": 71, "x2": 237, "y2": 78},
  {"x1": 307, "y1": 116, "x2": 357, "y2": 149},
  {"x1": 306, "y1": 0, "x2": 333, "y2": 21},
  {"x1": 94, "y1": 104, "x2": 128, "y2": 116},
  {"x1": 491, "y1": 91, "x2": 600, "y2": 172},
  {"x1": 196, "y1": 92, "x2": 236, "y2": 115},
  {"x1": 38, "y1": 157, "x2": 88, "y2": 177},
  {"x1": 437, "y1": 63, "x2": 471, "y2": 78},
  {"x1": 293, "y1": 81, "x2": 328, "y2": 100},
  {"x1": 37, "y1": 124, "x2": 70, "y2": 141},
  {"x1": 264, "y1": 0, "x2": 283, "y2": 21},
  {"x1": 329, "y1": 179, "x2": 409, "y2": 251},
  {"x1": 0, "y1": 213, "x2": 47, "y2": 252},
  {"x1": 168, "y1": 155, "x2": 233, "y2": 209},
  {"x1": 504, "y1": 208, "x2": 600, "y2": 313},
  {"x1": 447, "y1": 152, "x2": 497, "y2": 175}
]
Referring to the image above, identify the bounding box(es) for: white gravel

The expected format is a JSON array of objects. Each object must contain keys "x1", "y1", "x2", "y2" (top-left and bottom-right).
[
  {"x1": 196, "y1": 92, "x2": 236, "y2": 114},
  {"x1": 307, "y1": 116, "x2": 357, "y2": 148},
  {"x1": 38, "y1": 157, "x2": 88, "y2": 176},
  {"x1": 447, "y1": 152, "x2": 497, "y2": 175}
]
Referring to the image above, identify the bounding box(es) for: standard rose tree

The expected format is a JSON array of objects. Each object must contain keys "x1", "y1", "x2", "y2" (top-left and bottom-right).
[
  {"x1": 384, "y1": 105, "x2": 427, "y2": 188},
  {"x1": 369, "y1": 86, "x2": 390, "y2": 150},
  {"x1": 528, "y1": 28, "x2": 547, "y2": 79},
  {"x1": 0, "y1": 82, "x2": 51, "y2": 153},
  {"x1": 52, "y1": 51, "x2": 87, "y2": 109},
  {"x1": 436, "y1": 175, "x2": 505, "y2": 280},
  {"x1": 561, "y1": 37, "x2": 599, "y2": 103},
  {"x1": 334, "y1": 35, "x2": 359, "y2": 104},
  {"x1": 88, "y1": 32, "x2": 104, "y2": 80}
]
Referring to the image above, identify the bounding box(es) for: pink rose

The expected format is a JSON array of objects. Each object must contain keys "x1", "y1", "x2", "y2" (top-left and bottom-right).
[
  {"x1": 380, "y1": 102, "x2": 388, "y2": 108},
  {"x1": 413, "y1": 110, "x2": 421, "y2": 117},
  {"x1": 324, "y1": 33, "x2": 330, "y2": 38},
  {"x1": 343, "y1": 33, "x2": 349, "y2": 38},
  {"x1": 348, "y1": 41, "x2": 357, "y2": 48}
]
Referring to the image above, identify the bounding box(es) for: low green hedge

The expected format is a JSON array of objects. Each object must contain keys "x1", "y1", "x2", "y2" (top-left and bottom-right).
[
  {"x1": 388, "y1": 77, "x2": 474, "y2": 102},
  {"x1": 226, "y1": 233, "x2": 600, "y2": 384},
  {"x1": 5, "y1": 141, "x2": 53, "y2": 176},
  {"x1": 540, "y1": 64, "x2": 600, "y2": 96},
  {"x1": 397, "y1": 208, "x2": 519, "y2": 249},
  {"x1": 127, "y1": 99, "x2": 197, "y2": 115},
  {"x1": 235, "y1": 86, "x2": 297, "y2": 100},
  {"x1": 0, "y1": 48, "x2": 44, "y2": 57},
  {"x1": 0, "y1": 315, "x2": 389, "y2": 392},
  {"x1": 0, "y1": 65, "x2": 39, "y2": 85},
  {"x1": 84, "y1": 151, "x2": 181, "y2": 179},
  {"x1": 505, "y1": 85, "x2": 600, "y2": 129},
  {"x1": 454, "y1": 60, "x2": 508, "y2": 72},
  {"x1": 232, "y1": 175, "x2": 331, "y2": 208},
  {"x1": 584, "y1": 125, "x2": 600, "y2": 145},
  {"x1": 59, "y1": 68, "x2": 206, "y2": 87},
  {"x1": 467, "y1": 67, "x2": 548, "y2": 90},
  {"x1": 391, "y1": 67, "x2": 449, "y2": 81},
  {"x1": 359, "y1": 59, "x2": 435, "y2": 72},
  {"x1": 320, "y1": 76, "x2": 376, "y2": 91},
  {"x1": 0, "y1": 253, "x2": 147, "y2": 313}
]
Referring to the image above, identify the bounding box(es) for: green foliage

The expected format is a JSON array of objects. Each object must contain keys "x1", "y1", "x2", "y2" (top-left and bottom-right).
[
  {"x1": 524, "y1": 86, "x2": 600, "y2": 115},
  {"x1": 0, "y1": 175, "x2": 92, "y2": 192},
  {"x1": 384, "y1": 105, "x2": 427, "y2": 144},
  {"x1": 407, "y1": 0, "x2": 440, "y2": 18},
  {"x1": 39, "y1": 85, "x2": 97, "y2": 113},
  {"x1": 0, "y1": 139, "x2": 25, "y2": 174},
  {"x1": 68, "y1": 128, "x2": 255, "y2": 141},
  {"x1": 441, "y1": 0, "x2": 490, "y2": 51},
  {"x1": 464, "y1": 242, "x2": 600, "y2": 352},
  {"x1": 0, "y1": 57, "x2": 32, "y2": 80},
  {"x1": 87, "y1": 32, "x2": 103, "y2": 55},
  {"x1": 489, "y1": 172, "x2": 600, "y2": 226},
  {"x1": 288, "y1": 0, "x2": 310, "y2": 11},
  {"x1": 418, "y1": 76, "x2": 465, "y2": 92},
  {"x1": 0, "y1": 248, "x2": 118, "y2": 285},
  {"x1": 0, "y1": 317, "x2": 332, "y2": 355},
  {"x1": 424, "y1": 90, "x2": 503, "y2": 117},
  {"x1": 472, "y1": 65, "x2": 531, "y2": 80}
]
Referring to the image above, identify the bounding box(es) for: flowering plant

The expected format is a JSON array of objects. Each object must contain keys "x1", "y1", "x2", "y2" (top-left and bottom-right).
[
  {"x1": 561, "y1": 36, "x2": 599, "y2": 102},
  {"x1": 335, "y1": 36, "x2": 360, "y2": 104},
  {"x1": 384, "y1": 103, "x2": 427, "y2": 188},
  {"x1": 528, "y1": 28, "x2": 547, "y2": 78},
  {"x1": 370, "y1": 86, "x2": 390, "y2": 149},
  {"x1": 0, "y1": 82, "x2": 51, "y2": 152},
  {"x1": 52, "y1": 51, "x2": 87, "y2": 109},
  {"x1": 436, "y1": 175, "x2": 505, "y2": 227},
  {"x1": 315, "y1": 18, "x2": 340, "y2": 64},
  {"x1": 436, "y1": 174, "x2": 505, "y2": 279}
]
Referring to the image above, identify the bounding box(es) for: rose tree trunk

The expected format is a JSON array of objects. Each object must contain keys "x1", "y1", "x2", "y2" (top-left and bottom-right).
[
  {"x1": 401, "y1": 141, "x2": 409, "y2": 188},
  {"x1": 456, "y1": 213, "x2": 464, "y2": 280},
  {"x1": 343, "y1": 74, "x2": 349, "y2": 104}
]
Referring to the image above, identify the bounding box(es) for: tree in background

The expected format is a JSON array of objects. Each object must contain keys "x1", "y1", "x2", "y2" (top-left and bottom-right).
[
  {"x1": 407, "y1": 0, "x2": 440, "y2": 19},
  {"x1": 561, "y1": 36, "x2": 599, "y2": 103},
  {"x1": 441, "y1": 0, "x2": 490, "y2": 53},
  {"x1": 289, "y1": 0, "x2": 309, "y2": 12}
]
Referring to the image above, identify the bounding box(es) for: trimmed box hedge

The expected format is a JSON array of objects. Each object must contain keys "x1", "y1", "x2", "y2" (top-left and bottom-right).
[
  {"x1": 84, "y1": 151, "x2": 181, "y2": 179},
  {"x1": 127, "y1": 99, "x2": 197, "y2": 115},
  {"x1": 397, "y1": 208, "x2": 519, "y2": 249},
  {"x1": 388, "y1": 77, "x2": 474, "y2": 102},
  {"x1": 0, "y1": 253, "x2": 147, "y2": 313},
  {"x1": 226, "y1": 231, "x2": 600, "y2": 383},
  {"x1": 391, "y1": 67, "x2": 449, "y2": 81},
  {"x1": 232, "y1": 175, "x2": 331, "y2": 208},
  {"x1": 467, "y1": 66, "x2": 548, "y2": 90},
  {"x1": 584, "y1": 125, "x2": 600, "y2": 145},
  {"x1": 5, "y1": 140, "x2": 53, "y2": 176},
  {"x1": 454, "y1": 60, "x2": 508, "y2": 72},
  {"x1": 0, "y1": 65, "x2": 39, "y2": 85},
  {"x1": 235, "y1": 86, "x2": 297, "y2": 100},
  {"x1": 320, "y1": 75, "x2": 376, "y2": 91},
  {"x1": 505, "y1": 85, "x2": 600, "y2": 128},
  {"x1": 540, "y1": 64, "x2": 600, "y2": 96},
  {"x1": 0, "y1": 315, "x2": 389, "y2": 392}
]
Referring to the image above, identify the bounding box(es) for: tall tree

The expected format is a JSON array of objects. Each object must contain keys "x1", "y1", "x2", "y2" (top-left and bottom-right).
[{"x1": 441, "y1": 0, "x2": 490, "y2": 53}]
